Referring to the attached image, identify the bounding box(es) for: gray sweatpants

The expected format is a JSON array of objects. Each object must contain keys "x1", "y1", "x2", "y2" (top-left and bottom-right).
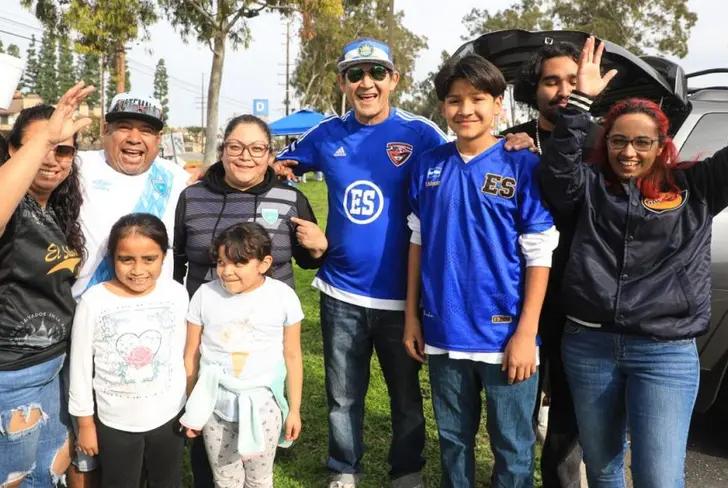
[{"x1": 202, "y1": 396, "x2": 282, "y2": 488}]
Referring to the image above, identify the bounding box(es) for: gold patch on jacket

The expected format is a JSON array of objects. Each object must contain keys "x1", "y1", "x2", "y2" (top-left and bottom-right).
[{"x1": 642, "y1": 190, "x2": 688, "y2": 213}]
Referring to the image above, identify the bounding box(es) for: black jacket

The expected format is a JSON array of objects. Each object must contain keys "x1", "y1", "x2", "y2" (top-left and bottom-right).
[
  {"x1": 173, "y1": 163, "x2": 323, "y2": 295},
  {"x1": 541, "y1": 105, "x2": 728, "y2": 339}
]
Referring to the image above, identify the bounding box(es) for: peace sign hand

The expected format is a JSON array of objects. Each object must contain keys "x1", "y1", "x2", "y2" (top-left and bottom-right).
[{"x1": 576, "y1": 36, "x2": 618, "y2": 98}]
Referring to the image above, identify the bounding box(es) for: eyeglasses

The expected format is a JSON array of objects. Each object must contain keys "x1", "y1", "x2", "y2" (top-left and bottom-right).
[
  {"x1": 222, "y1": 141, "x2": 270, "y2": 158},
  {"x1": 345, "y1": 65, "x2": 390, "y2": 83},
  {"x1": 606, "y1": 135, "x2": 660, "y2": 152},
  {"x1": 53, "y1": 145, "x2": 76, "y2": 163}
]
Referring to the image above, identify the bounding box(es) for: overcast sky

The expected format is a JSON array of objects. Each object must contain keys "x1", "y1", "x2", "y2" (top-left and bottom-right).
[{"x1": 0, "y1": 0, "x2": 724, "y2": 128}]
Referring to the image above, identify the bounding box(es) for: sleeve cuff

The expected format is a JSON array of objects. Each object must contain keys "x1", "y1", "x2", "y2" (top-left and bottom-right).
[{"x1": 567, "y1": 90, "x2": 595, "y2": 112}]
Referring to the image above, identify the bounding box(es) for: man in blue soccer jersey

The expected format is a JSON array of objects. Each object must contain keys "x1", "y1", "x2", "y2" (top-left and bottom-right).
[
  {"x1": 275, "y1": 38, "x2": 447, "y2": 488},
  {"x1": 404, "y1": 54, "x2": 558, "y2": 487}
]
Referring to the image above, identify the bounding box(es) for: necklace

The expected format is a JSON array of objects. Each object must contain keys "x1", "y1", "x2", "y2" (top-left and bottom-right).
[{"x1": 534, "y1": 119, "x2": 542, "y2": 155}]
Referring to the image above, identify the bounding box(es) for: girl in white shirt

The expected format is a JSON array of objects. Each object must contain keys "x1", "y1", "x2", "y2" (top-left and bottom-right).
[
  {"x1": 180, "y1": 222, "x2": 304, "y2": 488},
  {"x1": 69, "y1": 213, "x2": 188, "y2": 488}
]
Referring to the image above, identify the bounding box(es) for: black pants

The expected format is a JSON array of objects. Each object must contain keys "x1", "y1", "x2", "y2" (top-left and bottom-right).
[
  {"x1": 538, "y1": 304, "x2": 583, "y2": 488},
  {"x1": 190, "y1": 436, "x2": 214, "y2": 488},
  {"x1": 97, "y1": 413, "x2": 185, "y2": 488}
]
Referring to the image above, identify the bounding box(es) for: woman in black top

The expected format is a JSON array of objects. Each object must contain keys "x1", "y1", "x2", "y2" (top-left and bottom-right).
[
  {"x1": 0, "y1": 83, "x2": 93, "y2": 484},
  {"x1": 541, "y1": 37, "x2": 728, "y2": 488}
]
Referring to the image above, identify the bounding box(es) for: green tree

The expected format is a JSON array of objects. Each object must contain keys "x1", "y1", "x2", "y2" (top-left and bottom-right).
[
  {"x1": 462, "y1": 0, "x2": 697, "y2": 57},
  {"x1": 0, "y1": 40, "x2": 5, "y2": 53},
  {"x1": 57, "y1": 36, "x2": 76, "y2": 94},
  {"x1": 157, "y1": 0, "x2": 343, "y2": 165},
  {"x1": 21, "y1": 35, "x2": 40, "y2": 94},
  {"x1": 106, "y1": 53, "x2": 131, "y2": 105},
  {"x1": 37, "y1": 30, "x2": 59, "y2": 102},
  {"x1": 400, "y1": 50, "x2": 449, "y2": 132},
  {"x1": 21, "y1": 0, "x2": 156, "y2": 93},
  {"x1": 77, "y1": 52, "x2": 101, "y2": 108},
  {"x1": 291, "y1": 0, "x2": 426, "y2": 115},
  {"x1": 7, "y1": 44, "x2": 21, "y2": 58},
  {"x1": 153, "y1": 59, "x2": 170, "y2": 122}
]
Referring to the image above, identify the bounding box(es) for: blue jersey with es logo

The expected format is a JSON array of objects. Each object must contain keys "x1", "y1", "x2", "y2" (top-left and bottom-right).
[
  {"x1": 277, "y1": 108, "x2": 446, "y2": 309},
  {"x1": 410, "y1": 140, "x2": 553, "y2": 352}
]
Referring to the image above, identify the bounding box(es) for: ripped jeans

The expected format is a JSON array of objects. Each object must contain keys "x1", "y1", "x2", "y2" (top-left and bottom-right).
[{"x1": 0, "y1": 354, "x2": 70, "y2": 487}]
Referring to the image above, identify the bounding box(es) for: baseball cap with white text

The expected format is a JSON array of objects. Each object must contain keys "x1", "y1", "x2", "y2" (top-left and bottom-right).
[{"x1": 105, "y1": 92, "x2": 164, "y2": 131}]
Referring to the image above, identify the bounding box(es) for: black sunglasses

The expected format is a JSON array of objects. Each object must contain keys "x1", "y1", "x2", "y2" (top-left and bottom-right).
[
  {"x1": 345, "y1": 65, "x2": 390, "y2": 83},
  {"x1": 53, "y1": 145, "x2": 76, "y2": 162}
]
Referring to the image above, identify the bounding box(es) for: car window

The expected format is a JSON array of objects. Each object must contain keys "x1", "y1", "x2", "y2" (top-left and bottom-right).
[{"x1": 679, "y1": 113, "x2": 728, "y2": 161}]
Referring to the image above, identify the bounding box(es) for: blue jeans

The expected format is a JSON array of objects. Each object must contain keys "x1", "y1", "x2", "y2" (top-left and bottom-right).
[
  {"x1": 0, "y1": 354, "x2": 70, "y2": 486},
  {"x1": 428, "y1": 354, "x2": 538, "y2": 488},
  {"x1": 562, "y1": 323, "x2": 699, "y2": 488},
  {"x1": 320, "y1": 293, "x2": 425, "y2": 479}
]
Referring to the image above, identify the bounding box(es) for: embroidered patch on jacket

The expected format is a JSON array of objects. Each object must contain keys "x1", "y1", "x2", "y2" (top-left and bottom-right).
[
  {"x1": 261, "y1": 208, "x2": 279, "y2": 224},
  {"x1": 386, "y1": 142, "x2": 414, "y2": 166},
  {"x1": 642, "y1": 190, "x2": 688, "y2": 213},
  {"x1": 425, "y1": 166, "x2": 443, "y2": 187},
  {"x1": 492, "y1": 315, "x2": 513, "y2": 324},
  {"x1": 481, "y1": 173, "x2": 516, "y2": 199}
]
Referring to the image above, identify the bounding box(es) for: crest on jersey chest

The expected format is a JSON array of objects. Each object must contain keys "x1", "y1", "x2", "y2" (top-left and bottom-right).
[{"x1": 386, "y1": 142, "x2": 413, "y2": 167}]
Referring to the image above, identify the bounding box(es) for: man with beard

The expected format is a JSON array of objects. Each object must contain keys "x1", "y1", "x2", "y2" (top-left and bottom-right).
[{"x1": 503, "y1": 42, "x2": 584, "y2": 488}]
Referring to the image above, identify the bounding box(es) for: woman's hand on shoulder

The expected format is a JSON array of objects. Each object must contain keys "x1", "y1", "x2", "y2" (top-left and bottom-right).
[{"x1": 576, "y1": 36, "x2": 618, "y2": 98}]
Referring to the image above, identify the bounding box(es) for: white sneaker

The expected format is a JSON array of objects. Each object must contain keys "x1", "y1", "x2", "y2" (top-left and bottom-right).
[{"x1": 328, "y1": 481, "x2": 356, "y2": 488}]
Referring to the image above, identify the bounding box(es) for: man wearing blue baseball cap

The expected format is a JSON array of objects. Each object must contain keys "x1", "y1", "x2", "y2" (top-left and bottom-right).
[{"x1": 275, "y1": 38, "x2": 447, "y2": 488}]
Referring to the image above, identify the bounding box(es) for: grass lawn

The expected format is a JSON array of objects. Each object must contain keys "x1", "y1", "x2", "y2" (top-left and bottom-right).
[{"x1": 184, "y1": 180, "x2": 541, "y2": 487}]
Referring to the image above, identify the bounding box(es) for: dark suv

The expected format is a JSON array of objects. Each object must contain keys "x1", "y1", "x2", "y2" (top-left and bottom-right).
[{"x1": 454, "y1": 30, "x2": 728, "y2": 414}]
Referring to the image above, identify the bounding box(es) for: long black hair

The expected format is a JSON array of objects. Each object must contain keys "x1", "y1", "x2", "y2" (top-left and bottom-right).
[{"x1": 4, "y1": 104, "x2": 86, "y2": 260}]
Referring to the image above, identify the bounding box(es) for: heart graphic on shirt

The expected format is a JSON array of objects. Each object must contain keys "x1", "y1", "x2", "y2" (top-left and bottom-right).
[{"x1": 116, "y1": 330, "x2": 162, "y2": 369}]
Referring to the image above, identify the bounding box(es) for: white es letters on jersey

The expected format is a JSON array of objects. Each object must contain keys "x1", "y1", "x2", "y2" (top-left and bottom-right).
[{"x1": 343, "y1": 180, "x2": 384, "y2": 225}]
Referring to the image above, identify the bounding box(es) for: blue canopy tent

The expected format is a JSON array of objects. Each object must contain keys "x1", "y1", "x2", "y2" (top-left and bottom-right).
[{"x1": 268, "y1": 109, "x2": 326, "y2": 136}]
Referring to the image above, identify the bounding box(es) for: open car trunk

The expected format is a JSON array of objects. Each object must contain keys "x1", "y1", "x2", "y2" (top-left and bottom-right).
[{"x1": 453, "y1": 29, "x2": 690, "y2": 132}]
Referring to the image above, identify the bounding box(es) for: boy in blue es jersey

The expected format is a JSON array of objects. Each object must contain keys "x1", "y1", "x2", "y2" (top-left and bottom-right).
[
  {"x1": 275, "y1": 38, "x2": 447, "y2": 488},
  {"x1": 404, "y1": 54, "x2": 559, "y2": 487}
]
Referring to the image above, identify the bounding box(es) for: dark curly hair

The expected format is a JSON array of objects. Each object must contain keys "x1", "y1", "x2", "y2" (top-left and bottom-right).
[
  {"x1": 5, "y1": 104, "x2": 86, "y2": 261},
  {"x1": 513, "y1": 41, "x2": 580, "y2": 108}
]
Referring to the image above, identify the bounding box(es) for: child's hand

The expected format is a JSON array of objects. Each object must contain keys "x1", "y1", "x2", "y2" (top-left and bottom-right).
[
  {"x1": 403, "y1": 314, "x2": 426, "y2": 363},
  {"x1": 284, "y1": 410, "x2": 302, "y2": 442},
  {"x1": 76, "y1": 423, "x2": 99, "y2": 456},
  {"x1": 185, "y1": 427, "x2": 202, "y2": 438},
  {"x1": 502, "y1": 330, "x2": 538, "y2": 384}
]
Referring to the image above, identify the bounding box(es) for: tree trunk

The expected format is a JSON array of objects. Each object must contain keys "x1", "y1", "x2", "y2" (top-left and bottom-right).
[
  {"x1": 204, "y1": 32, "x2": 226, "y2": 167},
  {"x1": 116, "y1": 46, "x2": 126, "y2": 93}
]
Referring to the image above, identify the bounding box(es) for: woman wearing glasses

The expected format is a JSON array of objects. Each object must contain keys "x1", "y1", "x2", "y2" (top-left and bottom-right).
[
  {"x1": 541, "y1": 37, "x2": 728, "y2": 487},
  {"x1": 174, "y1": 113, "x2": 326, "y2": 486},
  {"x1": 0, "y1": 83, "x2": 93, "y2": 484}
]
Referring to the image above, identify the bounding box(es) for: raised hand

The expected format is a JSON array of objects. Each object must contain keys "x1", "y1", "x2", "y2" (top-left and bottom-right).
[
  {"x1": 576, "y1": 36, "x2": 618, "y2": 98},
  {"x1": 44, "y1": 81, "x2": 95, "y2": 146}
]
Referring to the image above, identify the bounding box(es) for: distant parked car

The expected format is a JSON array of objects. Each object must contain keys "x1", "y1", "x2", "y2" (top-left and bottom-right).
[{"x1": 454, "y1": 29, "x2": 728, "y2": 414}]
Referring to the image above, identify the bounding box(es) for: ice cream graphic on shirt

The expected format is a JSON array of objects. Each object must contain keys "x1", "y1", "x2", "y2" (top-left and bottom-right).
[{"x1": 219, "y1": 318, "x2": 256, "y2": 377}]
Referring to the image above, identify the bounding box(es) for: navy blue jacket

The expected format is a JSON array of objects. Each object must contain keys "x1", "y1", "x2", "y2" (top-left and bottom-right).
[{"x1": 541, "y1": 104, "x2": 728, "y2": 339}]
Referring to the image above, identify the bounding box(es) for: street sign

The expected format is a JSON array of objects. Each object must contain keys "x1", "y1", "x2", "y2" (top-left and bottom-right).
[{"x1": 253, "y1": 99, "x2": 269, "y2": 117}]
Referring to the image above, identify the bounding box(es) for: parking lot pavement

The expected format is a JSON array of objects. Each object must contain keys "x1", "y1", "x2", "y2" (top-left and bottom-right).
[{"x1": 686, "y1": 409, "x2": 728, "y2": 487}]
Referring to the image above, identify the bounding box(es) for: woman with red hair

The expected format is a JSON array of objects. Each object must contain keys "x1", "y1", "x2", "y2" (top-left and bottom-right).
[{"x1": 541, "y1": 37, "x2": 728, "y2": 487}]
